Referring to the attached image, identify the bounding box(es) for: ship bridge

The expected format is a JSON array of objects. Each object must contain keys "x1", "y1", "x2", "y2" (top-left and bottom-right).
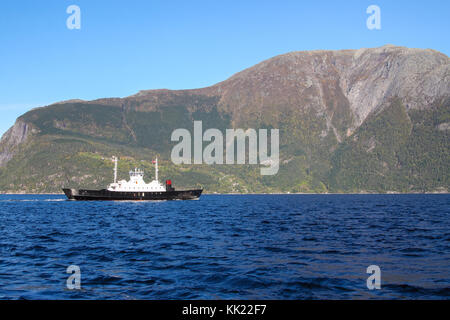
[{"x1": 107, "y1": 158, "x2": 166, "y2": 192}]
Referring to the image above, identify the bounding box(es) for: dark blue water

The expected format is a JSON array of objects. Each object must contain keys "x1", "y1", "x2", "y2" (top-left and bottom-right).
[{"x1": 0, "y1": 194, "x2": 448, "y2": 300}]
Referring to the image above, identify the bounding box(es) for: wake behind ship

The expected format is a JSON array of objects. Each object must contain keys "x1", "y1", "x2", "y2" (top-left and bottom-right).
[{"x1": 63, "y1": 157, "x2": 202, "y2": 201}]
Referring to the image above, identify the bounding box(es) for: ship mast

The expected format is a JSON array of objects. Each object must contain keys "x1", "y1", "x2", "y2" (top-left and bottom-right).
[
  {"x1": 155, "y1": 157, "x2": 158, "y2": 182},
  {"x1": 113, "y1": 156, "x2": 118, "y2": 183}
]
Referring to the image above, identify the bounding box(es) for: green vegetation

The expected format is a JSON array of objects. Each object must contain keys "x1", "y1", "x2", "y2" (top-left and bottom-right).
[
  {"x1": 329, "y1": 99, "x2": 449, "y2": 192},
  {"x1": 0, "y1": 98, "x2": 448, "y2": 193}
]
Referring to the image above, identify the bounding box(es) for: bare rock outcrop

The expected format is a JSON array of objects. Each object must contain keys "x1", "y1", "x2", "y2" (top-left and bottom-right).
[
  {"x1": 203, "y1": 45, "x2": 449, "y2": 129},
  {"x1": 0, "y1": 120, "x2": 36, "y2": 167}
]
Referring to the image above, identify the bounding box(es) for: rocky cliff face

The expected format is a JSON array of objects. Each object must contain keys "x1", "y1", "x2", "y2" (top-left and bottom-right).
[
  {"x1": 119, "y1": 45, "x2": 449, "y2": 139},
  {"x1": 0, "y1": 120, "x2": 36, "y2": 167},
  {"x1": 0, "y1": 45, "x2": 448, "y2": 193},
  {"x1": 206, "y1": 45, "x2": 449, "y2": 130}
]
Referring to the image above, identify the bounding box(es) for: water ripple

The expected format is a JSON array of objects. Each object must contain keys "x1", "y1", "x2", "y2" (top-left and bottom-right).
[{"x1": 0, "y1": 194, "x2": 449, "y2": 299}]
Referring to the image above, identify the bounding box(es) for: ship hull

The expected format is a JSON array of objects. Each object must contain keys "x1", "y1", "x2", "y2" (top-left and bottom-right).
[{"x1": 62, "y1": 188, "x2": 202, "y2": 201}]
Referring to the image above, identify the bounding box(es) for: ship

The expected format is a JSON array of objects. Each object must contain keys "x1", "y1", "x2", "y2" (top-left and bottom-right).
[{"x1": 62, "y1": 157, "x2": 203, "y2": 201}]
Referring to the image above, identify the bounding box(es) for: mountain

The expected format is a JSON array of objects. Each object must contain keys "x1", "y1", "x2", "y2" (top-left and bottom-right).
[{"x1": 0, "y1": 45, "x2": 449, "y2": 193}]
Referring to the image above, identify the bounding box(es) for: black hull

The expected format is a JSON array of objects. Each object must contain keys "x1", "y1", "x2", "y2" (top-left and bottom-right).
[{"x1": 62, "y1": 188, "x2": 202, "y2": 201}]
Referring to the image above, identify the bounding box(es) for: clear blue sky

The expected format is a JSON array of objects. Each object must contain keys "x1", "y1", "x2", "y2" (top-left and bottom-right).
[{"x1": 0, "y1": 0, "x2": 449, "y2": 136}]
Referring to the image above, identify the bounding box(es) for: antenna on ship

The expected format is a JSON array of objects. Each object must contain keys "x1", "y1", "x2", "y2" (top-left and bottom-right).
[{"x1": 112, "y1": 156, "x2": 118, "y2": 183}]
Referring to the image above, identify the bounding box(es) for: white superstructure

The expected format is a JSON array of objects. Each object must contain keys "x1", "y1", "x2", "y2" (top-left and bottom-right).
[{"x1": 107, "y1": 157, "x2": 166, "y2": 192}]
